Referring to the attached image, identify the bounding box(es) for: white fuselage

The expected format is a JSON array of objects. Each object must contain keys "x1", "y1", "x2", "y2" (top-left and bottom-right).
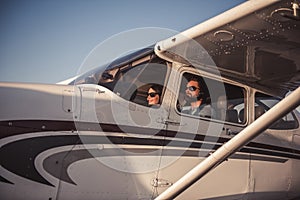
[{"x1": 0, "y1": 81, "x2": 299, "y2": 200}]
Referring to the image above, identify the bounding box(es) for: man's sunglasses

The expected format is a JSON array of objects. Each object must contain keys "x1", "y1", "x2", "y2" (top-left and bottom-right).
[
  {"x1": 148, "y1": 92, "x2": 159, "y2": 97},
  {"x1": 186, "y1": 86, "x2": 200, "y2": 91}
]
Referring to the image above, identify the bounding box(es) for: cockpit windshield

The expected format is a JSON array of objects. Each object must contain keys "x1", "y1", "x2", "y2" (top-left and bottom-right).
[
  {"x1": 70, "y1": 46, "x2": 169, "y2": 106},
  {"x1": 70, "y1": 46, "x2": 154, "y2": 86}
]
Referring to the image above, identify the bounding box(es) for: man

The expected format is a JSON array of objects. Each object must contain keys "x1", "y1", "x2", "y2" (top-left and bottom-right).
[{"x1": 181, "y1": 77, "x2": 216, "y2": 118}]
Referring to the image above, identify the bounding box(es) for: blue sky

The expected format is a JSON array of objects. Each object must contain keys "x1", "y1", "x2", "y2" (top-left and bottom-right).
[{"x1": 0, "y1": 0, "x2": 245, "y2": 83}]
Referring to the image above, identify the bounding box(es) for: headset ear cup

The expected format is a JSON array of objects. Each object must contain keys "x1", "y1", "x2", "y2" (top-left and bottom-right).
[{"x1": 197, "y1": 92, "x2": 204, "y2": 100}]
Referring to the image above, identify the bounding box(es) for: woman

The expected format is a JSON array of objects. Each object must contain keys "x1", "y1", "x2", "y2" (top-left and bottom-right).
[{"x1": 147, "y1": 84, "x2": 163, "y2": 107}]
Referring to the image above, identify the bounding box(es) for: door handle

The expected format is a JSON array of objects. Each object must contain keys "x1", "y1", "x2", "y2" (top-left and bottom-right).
[
  {"x1": 157, "y1": 118, "x2": 186, "y2": 126},
  {"x1": 164, "y1": 119, "x2": 181, "y2": 126}
]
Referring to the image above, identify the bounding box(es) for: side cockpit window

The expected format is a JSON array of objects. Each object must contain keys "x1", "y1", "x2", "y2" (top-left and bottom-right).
[
  {"x1": 255, "y1": 92, "x2": 299, "y2": 130},
  {"x1": 177, "y1": 72, "x2": 246, "y2": 124},
  {"x1": 218, "y1": 84, "x2": 246, "y2": 124},
  {"x1": 177, "y1": 73, "x2": 216, "y2": 119}
]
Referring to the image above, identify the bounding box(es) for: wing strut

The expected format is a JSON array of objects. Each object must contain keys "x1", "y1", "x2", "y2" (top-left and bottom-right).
[{"x1": 155, "y1": 86, "x2": 300, "y2": 200}]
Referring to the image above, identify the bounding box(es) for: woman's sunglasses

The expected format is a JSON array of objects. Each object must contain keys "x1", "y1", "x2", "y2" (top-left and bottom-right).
[
  {"x1": 148, "y1": 92, "x2": 158, "y2": 97},
  {"x1": 186, "y1": 86, "x2": 200, "y2": 91}
]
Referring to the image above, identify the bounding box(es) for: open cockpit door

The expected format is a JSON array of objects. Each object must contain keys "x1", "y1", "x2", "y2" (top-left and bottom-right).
[
  {"x1": 153, "y1": 0, "x2": 300, "y2": 199},
  {"x1": 154, "y1": 65, "x2": 252, "y2": 198}
]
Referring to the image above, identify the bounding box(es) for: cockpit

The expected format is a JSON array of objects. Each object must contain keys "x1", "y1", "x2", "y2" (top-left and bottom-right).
[{"x1": 70, "y1": 46, "x2": 299, "y2": 131}]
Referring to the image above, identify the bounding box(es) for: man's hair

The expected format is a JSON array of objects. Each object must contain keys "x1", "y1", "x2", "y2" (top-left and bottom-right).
[
  {"x1": 188, "y1": 76, "x2": 201, "y2": 88},
  {"x1": 188, "y1": 76, "x2": 211, "y2": 103}
]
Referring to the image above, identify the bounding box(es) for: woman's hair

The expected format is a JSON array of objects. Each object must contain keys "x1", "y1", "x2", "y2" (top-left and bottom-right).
[{"x1": 149, "y1": 84, "x2": 163, "y2": 95}]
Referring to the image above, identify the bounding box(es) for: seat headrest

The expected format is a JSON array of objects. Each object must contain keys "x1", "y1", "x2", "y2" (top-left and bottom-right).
[
  {"x1": 226, "y1": 110, "x2": 238, "y2": 123},
  {"x1": 255, "y1": 106, "x2": 265, "y2": 119},
  {"x1": 239, "y1": 108, "x2": 245, "y2": 123}
]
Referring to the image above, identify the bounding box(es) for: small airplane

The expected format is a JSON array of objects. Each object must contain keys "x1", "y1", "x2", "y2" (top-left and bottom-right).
[{"x1": 1, "y1": 0, "x2": 300, "y2": 199}]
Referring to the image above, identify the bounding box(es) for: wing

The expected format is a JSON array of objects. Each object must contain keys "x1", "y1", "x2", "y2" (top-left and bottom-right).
[{"x1": 155, "y1": 0, "x2": 300, "y2": 96}]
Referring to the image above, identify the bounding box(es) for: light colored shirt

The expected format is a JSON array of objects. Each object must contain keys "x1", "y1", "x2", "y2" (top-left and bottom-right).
[{"x1": 182, "y1": 104, "x2": 216, "y2": 118}]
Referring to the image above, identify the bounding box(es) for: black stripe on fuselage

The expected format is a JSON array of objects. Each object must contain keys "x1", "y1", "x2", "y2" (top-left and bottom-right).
[
  {"x1": 0, "y1": 120, "x2": 299, "y2": 186},
  {"x1": 1, "y1": 120, "x2": 299, "y2": 157},
  {"x1": 0, "y1": 134, "x2": 289, "y2": 187},
  {"x1": 0, "y1": 175, "x2": 13, "y2": 185}
]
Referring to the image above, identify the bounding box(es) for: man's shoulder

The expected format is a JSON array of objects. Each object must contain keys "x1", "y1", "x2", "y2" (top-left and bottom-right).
[
  {"x1": 181, "y1": 106, "x2": 192, "y2": 111},
  {"x1": 199, "y1": 104, "x2": 216, "y2": 118},
  {"x1": 181, "y1": 106, "x2": 192, "y2": 114},
  {"x1": 181, "y1": 104, "x2": 216, "y2": 118}
]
